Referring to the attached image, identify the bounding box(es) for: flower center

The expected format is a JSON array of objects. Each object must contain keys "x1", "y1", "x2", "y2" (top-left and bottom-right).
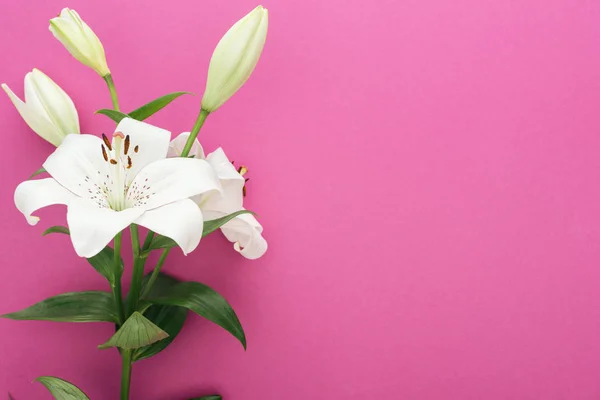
[{"x1": 97, "y1": 132, "x2": 139, "y2": 211}]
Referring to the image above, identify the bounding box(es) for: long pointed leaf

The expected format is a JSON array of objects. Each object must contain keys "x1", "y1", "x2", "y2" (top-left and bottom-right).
[
  {"x1": 43, "y1": 226, "x2": 70, "y2": 236},
  {"x1": 190, "y1": 396, "x2": 222, "y2": 400},
  {"x1": 29, "y1": 167, "x2": 46, "y2": 179},
  {"x1": 98, "y1": 311, "x2": 168, "y2": 350},
  {"x1": 147, "y1": 282, "x2": 246, "y2": 349},
  {"x1": 36, "y1": 376, "x2": 90, "y2": 400},
  {"x1": 129, "y1": 92, "x2": 192, "y2": 121},
  {"x1": 1, "y1": 292, "x2": 117, "y2": 323},
  {"x1": 87, "y1": 246, "x2": 121, "y2": 285},
  {"x1": 95, "y1": 109, "x2": 130, "y2": 123},
  {"x1": 142, "y1": 210, "x2": 255, "y2": 256},
  {"x1": 202, "y1": 210, "x2": 255, "y2": 237}
]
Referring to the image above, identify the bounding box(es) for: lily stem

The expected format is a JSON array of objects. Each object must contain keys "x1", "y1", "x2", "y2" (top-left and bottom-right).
[
  {"x1": 112, "y1": 231, "x2": 125, "y2": 324},
  {"x1": 180, "y1": 108, "x2": 210, "y2": 157},
  {"x1": 120, "y1": 349, "x2": 133, "y2": 400},
  {"x1": 104, "y1": 74, "x2": 120, "y2": 111},
  {"x1": 138, "y1": 108, "x2": 210, "y2": 298},
  {"x1": 139, "y1": 249, "x2": 170, "y2": 299},
  {"x1": 127, "y1": 224, "x2": 144, "y2": 316}
]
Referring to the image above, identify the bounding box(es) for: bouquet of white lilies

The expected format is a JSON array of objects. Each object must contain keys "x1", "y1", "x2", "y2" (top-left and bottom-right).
[{"x1": 2, "y1": 6, "x2": 268, "y2": 400}]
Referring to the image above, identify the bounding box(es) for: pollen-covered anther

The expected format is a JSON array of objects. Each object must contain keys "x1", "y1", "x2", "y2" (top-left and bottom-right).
[
  {"x1": 110, "y1": 159, "x2": 117, "y2": 165},
  {"x1": 134, "y1": 145, "x2": 139, "y2": 153},
  {"x1": 102, "y1": 134, "x2": 112, "y2": 151},
  {"x1": 238, "y1": 166, "x2": 248, "y2": 176},
  {"x1": 124, "y1": 135, "x2": 131, "y2": 154},
  {"x1": 101, "y1": 145, "x2": 108, "y2": 162},
  {"x1": 127, "y1": 156, "x2": 132, "y2": 169}
]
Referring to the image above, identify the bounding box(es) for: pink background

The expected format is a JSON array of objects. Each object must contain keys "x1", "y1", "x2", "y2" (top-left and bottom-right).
[{"x1": 1, "y1": 0, "x2": 600, "y2": 399}]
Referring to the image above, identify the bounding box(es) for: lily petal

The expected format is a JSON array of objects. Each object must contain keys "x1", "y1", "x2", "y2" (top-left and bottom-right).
[
  {"x1": 127, "y1": 157, "x2": 221, "y2": 210},
  {"x1": 26, "y1": 69, "x2": 79, "y2": 138},
  {"x1": 116, "y1": 118, "x2": 171, "y2": 182},
  {"x1": 135, "y1": 199, "x2": 204, "y2": 255},
  {"x1": 199, "y1": 147, "x2": 245, "y2": 214},
  {"x1": 2, "y1": 83, "x2": 63, "y2": 146},
  {"x1": 14, "y1": 178, "x2": 76, "y2": 225},
  {"x1": 221, "y1": 213, "x2": 267, "y2": 260},
  {"x1": 168, "y1": 132, "x2": 205, "y2": 159},
  {"x1": 43, "y1": 134, "x2": 109, "y2": 199},
  {"x1": 67, "y1": 197, "x2": 143, "y2": 257}
]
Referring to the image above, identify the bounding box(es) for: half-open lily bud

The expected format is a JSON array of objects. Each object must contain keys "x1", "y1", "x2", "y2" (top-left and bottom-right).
[
  {"x1": 50, "y1": 8, "x2": 110, "y2": 77},
  {"x1": 2, "y1": 69, "x2": 80, "y2": 146},
  {"x1": 201, "y1": 5, "x2": 268, "y2": 112}
]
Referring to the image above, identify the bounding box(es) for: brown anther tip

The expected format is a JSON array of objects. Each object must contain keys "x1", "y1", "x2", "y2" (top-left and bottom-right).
[
  {"x1": 124, "y1": 135, "x2": 131, "y2": 155},
  {"x1": 134, "y1": 145, "x2": 139, "y2": 153},
  {"x1": 101, "y1": 145, "x2": 108, "y2": 162},
  {"x1": 110, "y1": 159, "x2": 118, "y2": 165},
  {"x1": 102, "y1": 134, "x2": 112, "y2": 151},
  {"x1": 127, "y1": 156, "x2": 132, "y2": 169}
]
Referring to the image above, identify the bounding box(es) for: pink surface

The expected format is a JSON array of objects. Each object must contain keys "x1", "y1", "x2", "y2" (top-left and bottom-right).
[{"x1": 1, "y1": 0, "x2": 600, "y2": 399}]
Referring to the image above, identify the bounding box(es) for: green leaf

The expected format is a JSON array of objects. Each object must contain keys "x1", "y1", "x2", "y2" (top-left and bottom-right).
[
  {"x1": 202, "y1": 210, "x2": 254, "y2": 237},
  {"x1": 98, "y1": 311, "x2": 168, "y2": 350},
  {"x1": 133, "y1": 273, "x2": 188, "y2": 361},
  {"x1": 142, "y1": 210, "x2": 255, "y2": 256},
  {"x1": 190, "y1": 396, "x2": 222, "y2": 400},
  {"x1": 133, "y1": 302, "x2": 187, "y2": 361},
  {"x1": 1, "y1": 292, "x2": 117, "y2": 323},
  {"x1": 42, "y1": 226, "x2": 70, "y2": 236},
  {"x1": 87, "y1": 246, "x2": 122, "y2": 285},
  {"x1": 146, "y1": 235, "x2": 177, "y2": 252},
  {"x1": 147, "y1": 281, "x2": 246, "y2": 349},
  {"x1": 36, "y1": 376, "x2": 90, "y2": 400},
  {"x1": 29, "y1": 167, "x2": 46, "y2": 179},
  {"x1": 129, "y1": 92, "x2": 192, "y2": 121},
  {"x1": 95, "y1": 109, "x2": 130, "y2": 123}
]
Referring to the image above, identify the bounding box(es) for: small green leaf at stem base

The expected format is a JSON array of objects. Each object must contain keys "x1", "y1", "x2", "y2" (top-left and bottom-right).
[
  {"x1": 35, "y1": 376, "x2": 90, "y2": 400},
  {"x1": 1, "y1": 292, "x2": 117, "y2": 323},
  {"x1": 133, "y1": 273, "x2": 188, "y2": 362},
  {"x1": 42, "y1": 226, "x2": 70, "y2": 236},
  {"x1": 147, "y1": 281, "x2": 246, "y2": 349},
  {"x1": 98, "y1": 311, "x2": 169, "y2": 350}
]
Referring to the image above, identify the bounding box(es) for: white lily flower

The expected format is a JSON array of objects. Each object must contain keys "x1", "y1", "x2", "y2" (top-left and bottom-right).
[
  {"x1": 49, "y1": 8, "x2": 110, "y2": 77},
  {"x1": 169, "y1": 133, "x2": 267, "y2": 259},
  {"x1": 15, "y1": 119, "x2": 221, "y2": 258},
  {"x1": 201, "y1": 5, "x2": 269, "y2": 112},
  {"x1": 2, "y1": 69, "x2": 79, "y2": 146}
]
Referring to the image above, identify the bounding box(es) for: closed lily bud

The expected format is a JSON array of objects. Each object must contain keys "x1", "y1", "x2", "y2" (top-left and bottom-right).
[
  {"x1": 2, "y1": 69, "x2": 80, "y2": 146},
  {"x1": 201, "y1": 5, "x2": 268, "y2": 112},
  {"x1": 49, "y1": 8, "x2": 110, "y2": 77}
]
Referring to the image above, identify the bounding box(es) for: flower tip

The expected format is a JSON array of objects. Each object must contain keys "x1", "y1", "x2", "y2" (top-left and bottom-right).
[{"x1": 27, "y1": 215, "x2": 40, "y2": 226}]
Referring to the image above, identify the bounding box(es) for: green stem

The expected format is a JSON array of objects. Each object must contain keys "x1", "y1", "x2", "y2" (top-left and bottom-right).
[
  {"x1": 112, "y1": 232, "x2": 125, "y2": 324},
  {"x1": 135, "y1": 109, "x2": 210, "y2": 300},
  {"x1": 120, "y1": 349, "x2": 132, "y2": 400},
  {"x1": 127, "y1": 224, "x2": 144, "y2": 316},
  {"x1": 104, "y1": 74, "x2": 120, "y2": 111},
  {"x1": 180, "y1": 109, "x2": 210, "y2": 157},
  {"x1": 139, "y1": 249, "x2": 170, "y2": 299}
]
